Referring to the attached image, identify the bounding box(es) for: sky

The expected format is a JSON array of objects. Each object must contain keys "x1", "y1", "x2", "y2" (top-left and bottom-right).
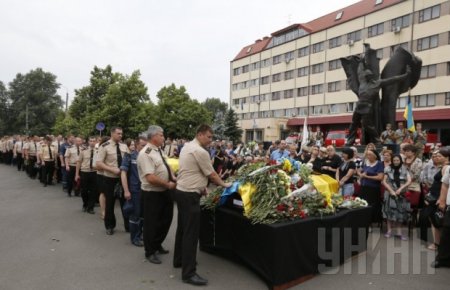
[{"x1": 0, "y1": 0, "x2": 359, "y2": 105}]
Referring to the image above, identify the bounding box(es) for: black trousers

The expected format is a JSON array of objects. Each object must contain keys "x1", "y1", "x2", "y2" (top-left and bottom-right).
[
  {"x1": 27, "y1": 156, "x2": 38, "y2": 178},
  {"x1": 141, "y1": 189, "x2": 174, "y2": 256},
  {"x1": 16, "y1": 153, "x2": 24, "y2": 171},
  {"x1": 67, "y1": 165, "x2": 77, "y2": 195},
  {"x1": 56, "y1": 157, "x2": 62, "y2": 182},
  {"x1": 173, "y1": 189, "x2": 201, "y2": 280},
  {"x1": 103, "y1": 176, "x2": 128, "y2": 230},
  {"x1": 81, "y1": 171, "x2": 97, "y2": 210},
  {"x1": 43, "y1": 161, "x2": 55, "y2": 185},
  {"x1": 436, "y1": 208, "x2": 450, "y2": 264}
]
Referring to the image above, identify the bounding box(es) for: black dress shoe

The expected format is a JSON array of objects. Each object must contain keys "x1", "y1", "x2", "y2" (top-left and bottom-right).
[
  {"x1": 106, "y1": 228, "x2": 114, "y2": 235},
  {"x1": 158, "y1": 246, "x2": 169, "y2": 254},
  {"x1": 431, "y1": 260, "x2": 450, "y2": 268},
  {"x1": 146, "y1": 253, "x2": 161, "y2": 264},
  {"x1": 87, "y1": 209, "x2": 95, "y2": 214},
  {"x1": 183, "y1": 273, "x2": 208, "y2": 286}
]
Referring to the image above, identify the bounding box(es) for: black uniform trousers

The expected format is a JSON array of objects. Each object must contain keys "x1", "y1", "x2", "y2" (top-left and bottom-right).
[
  {"x1": 56, "y1": 157, "x2": 62, "y2": 182},
  {"x1": 16, "y1": 153, "x2": 24, "y2": 171},
  {"x1": 27, "y1": 156, "x2": 38, "y2": 178},
  {"x1": 43, "y1": 160, "x2": 55, "y2": 185},
  {"x1": 141, "y1": 189, "x2": 173, "y2": 257},
  {"x1": 173, "y1": 189, "x2": 201, "y2": 280},
  {"x1": 67, "y1": 165, "x2": 77, "y2": 196},
  {"x1": 103, "y1": 176, "x2": 128, "y2": 231},
  {"x1": 436, "y1": 208, "x2": 450, "y2": 264},
  {"x1": 80, "y1": 171, "x2": 97, "y2": 210}
]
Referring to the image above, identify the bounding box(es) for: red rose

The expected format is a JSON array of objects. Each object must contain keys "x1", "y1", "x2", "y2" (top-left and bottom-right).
[{"x1": 276, "y1": 204, "x2": 286, "y2": 211}]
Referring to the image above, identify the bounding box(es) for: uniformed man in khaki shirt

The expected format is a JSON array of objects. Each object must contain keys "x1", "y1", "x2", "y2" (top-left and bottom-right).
[
  {"x1": 173, "y1": 124, "x2": 231, "y2": 286},
  {"x1": 96, "y1": 127, "x2": 128, "y2": 235},
  {"x1": 13, "y1": 135, "x2": 25, "y2": 171},
  {"x1": 24, "y1": 136, "x2": 39, "y2": 179},
  {"x1": 137, "y1": 125, "x2": 176, "y2": 264},
  {"x1": 39, "y1": 136, "x2": 57, "y2": 187},
  {"x1": 75, "y1": 136, "x2": 97, "y2": 214},
  {"x1": 65, "y1": 137, "x2": 82, "y2": 197}
]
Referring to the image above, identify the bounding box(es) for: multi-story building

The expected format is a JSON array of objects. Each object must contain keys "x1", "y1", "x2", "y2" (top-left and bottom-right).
[{"x1": 230, "y1": 0, "x2": 450, "y2": 144}]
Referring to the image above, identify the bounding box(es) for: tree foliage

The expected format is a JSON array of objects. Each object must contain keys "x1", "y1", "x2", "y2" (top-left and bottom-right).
[
  {"x1": 6, "y1": 68, "x2": 63, "y2": 135},
  {"x1": 223, "y1": 108, "x2": 243, "y2": 143},
  {"x1": 55, "y1": 66, "x2": 154, "y2": 138},
  {"x1": 154, "y1": 84, "x2": 212, "y2": 139}
]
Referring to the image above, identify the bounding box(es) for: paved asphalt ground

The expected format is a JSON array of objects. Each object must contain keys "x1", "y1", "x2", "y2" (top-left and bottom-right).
[{"x1": 0, "y1": 164, "x2": 448, "y2": 290}]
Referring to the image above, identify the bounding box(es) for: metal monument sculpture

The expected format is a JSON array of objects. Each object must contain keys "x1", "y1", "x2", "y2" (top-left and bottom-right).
[{"x1": 340, "y1": 43, "x2": 422, "y2": 145}]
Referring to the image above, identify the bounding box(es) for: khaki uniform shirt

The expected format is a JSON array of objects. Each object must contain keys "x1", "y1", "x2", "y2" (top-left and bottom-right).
[
  {"x1": 14, "y1": 141, "x2": 24, "y2": 154},
  {"x1": 65, "y1": 145, "x2": 81, "y2": 166},
  {"x1": 78, "y1": 147, "x2": 96, "y2": 172},
  {"x1": 40, "y1": 144, "x2": 57, "y2": 162},
  {"x1": 163, "y1": 143, "x2": 176, "y2": 158},
  {"x1": 176, "y1": 139, "x2": 214, "y2": 193},
  {"x1": 97, "y1": 140, "x2": 128, "y2": 178},
  {"x1": 25, "y1": 141, "x2": 38, "y2": 156},
  {"x1": 137, "y1": 143, "x2": 170, "y2": 192}
]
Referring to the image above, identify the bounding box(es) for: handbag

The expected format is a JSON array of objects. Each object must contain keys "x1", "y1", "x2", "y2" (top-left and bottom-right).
[
  {"x1": 432, "y1": 210, "x2": 445, "y2": 228},
  {"x1": 424, "y1": 194, "x2": 438, "y2": 205},
  {"x1": 114, "y1": 183, "x2": 124, "y2": 198},
  {"x1": 122, "y1": 199, "x2": 134, "y2": 218},
  {"x1": 404, "y1": 190, "x2": 420, "y2": 207}
]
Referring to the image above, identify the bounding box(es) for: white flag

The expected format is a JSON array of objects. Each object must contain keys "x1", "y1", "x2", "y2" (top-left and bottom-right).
[{"x1": 301, "y1": 117, "x2": 308, "y2": 146}]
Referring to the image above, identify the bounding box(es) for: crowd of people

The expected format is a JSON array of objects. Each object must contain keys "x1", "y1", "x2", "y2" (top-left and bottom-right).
[{"x1": 1, "y1": 120, "x2": 450, "y2": 284}]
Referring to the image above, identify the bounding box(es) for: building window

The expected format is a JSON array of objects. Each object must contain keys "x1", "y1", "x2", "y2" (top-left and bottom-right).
[
  {"x1": 242, "y1": 65, "x2": 249, "y2": 73},
  {"x1": 415, "y1": 94, "x2": 435, "y2": 107},
  {"x1": 368, "y1": 23, "x2": 384, "y2": 37},
  {"x1": 233, "y1": 99, "x2": 240, "y2": 106},
  {"x1": 273, "y1": 55, "x2": 282, "y2": 65},
  {"x1": 347, "y1": 30, "x2": 361, "y2": 42},
  {"x1": 419, "y1": 4, "x2": 440, "y2": 23},
  {"x1": 397, "y1": 96, "x2": 407, "y2": 109},
  {"x1": 251, "y1": 62, "x2": 260, "y2": 71},
  {"x1": 328, "y1": 81, "x2": 341, "y2": 92},
  {"x1": 347, "y1": 102, "x2": 355, "y2": 112},
  {"x1": 285, "y1": 51, "x2": 294, "y2": 62},
  {"x1": 273, "y1": 109, "x2": 283, "y2": 117},
  {"x1": 297, "y1": 67, "x2": 309, "y2": 77},
  {"x1": 272, "y1": 73, "x2": 282, "y2": 82},
  {"x1": 417, "y1": 35, "x2": 439, "y2": 51},
  {"x1": 297, "y1": 87, "x2": 308, "y2": 97},
  {"x1": 255, "y1": 130, "x2": 263, "y2": 141},
  {"x1": 250, "y1": 78, "x2": 259, "y2": 87},
  {"x1": 285, "y1": 108, "x2": 296, "y2": 117},
  {"x1": 298, "y1": 107, "x2": 308, "y2": 116},
  {"x1": 376, "y1": 48, "x2": 383, "y2": 59},
  {"x1": 445, "y1": 92, "x2": 450, "y2": 105},
  {"x1": 328, "y1": 59, "x2": 342, "y2": 70},
  {"x1": 391, "y1": 14, "x2": 410, "y2": 30},
  {"x1": 233, "y1": 68, "x2": 240, "y2": 76},
  {"x1": 261, "y1": 76, "x2": 270, "y2": 85},
  {"x1": 272, "y1": 91, "x2": 281, "y2": 101},
  {"x1": 390, "y1": 42, "x2": 408, "y2": 56},
  {"x1": 284, "y1": 70, "x2": 294, "y2": 80},
  {"x1": 311, "y1": 84, "x2": 323, "y2": 95},
  {"x1": 312, "y1": 63, "x2": 324, "y2": 74},
  {"x1": 263, "y1": 111, "x2": 271, "y2": 118},
  {"x1": 420, "y1": 64, "x2": 437, "y2": 79},
  {"x1": 447, "y1": 62, "x2": 450, "y2": 75},
  {"x1": 312, "y1": 106, "x2": 323, "y2": 115},
  {"x1": 261, "y1": 58, "x2": 271, "y2": 67},
  {"x1": 298, "y1": 46, "x2": 309, "y2": 57},
  {"x1": 232, "y1": 84, "x2": 238, "y2": 91},
  {"x1": 312, "y1": 42, "x2": 324, "y2": 53},
  {"x1": 240, "y1": 81, "x2": 249, "y2": 89},
  {"x1": 329, "y1": 104, "x2": 339, "y2": 114},
  {"x1": 284, "y1": 89, "x2": 294, "y2": 99},
  {"x1": 329, "y1": 36, "x2": 342, "y2": 49}
]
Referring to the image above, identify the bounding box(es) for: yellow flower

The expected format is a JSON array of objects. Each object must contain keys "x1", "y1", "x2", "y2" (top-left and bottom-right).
[{"x1": 282, "y1": 159, "x2": 292, "y2": 173}]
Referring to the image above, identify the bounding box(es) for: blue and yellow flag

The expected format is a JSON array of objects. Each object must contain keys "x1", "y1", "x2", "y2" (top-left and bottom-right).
[{"x1": 403, "y1": 95, "x2": 415, "y2": 132}]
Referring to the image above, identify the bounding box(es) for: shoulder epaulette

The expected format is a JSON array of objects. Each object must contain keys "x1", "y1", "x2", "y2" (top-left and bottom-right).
[
  {"x1": 145, "y1": 147, "x2": 152, "y2": 154},
  {"x1": 101, "y1": 141, "x2": 110, "y2": 147}
]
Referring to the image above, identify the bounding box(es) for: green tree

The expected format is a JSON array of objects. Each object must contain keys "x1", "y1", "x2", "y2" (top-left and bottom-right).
[
  {"x1": 8, "y1": 68, "x2": 63, "y2": 135},
  {"x1": 202, "y1": 97, "x2": 227, "y2": 139},
  {"x1": 155, "y1": 84, "x2": 212, "y2": 139},
  {"x1": 0, "y1": 81, "x2": 9, "y2": 135},
  {"x1": 223, "y1": 108, "x2": 243, "y2": 143}
]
